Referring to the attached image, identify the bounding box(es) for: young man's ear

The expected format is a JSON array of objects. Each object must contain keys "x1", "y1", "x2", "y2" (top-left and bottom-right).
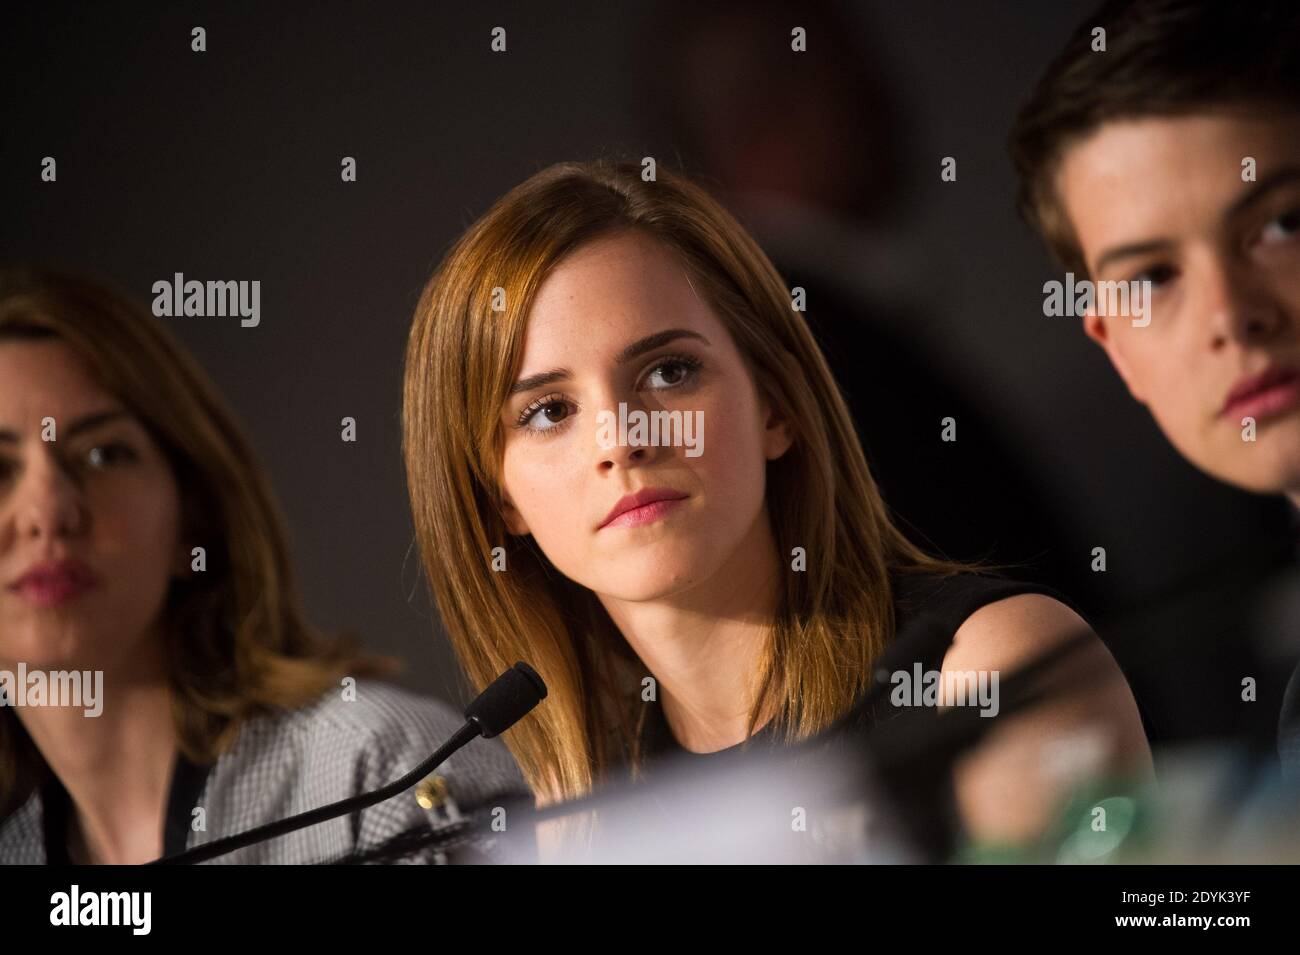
[{"x1": 1082, "y1": 310, "x2": 1147, "y2": 406}]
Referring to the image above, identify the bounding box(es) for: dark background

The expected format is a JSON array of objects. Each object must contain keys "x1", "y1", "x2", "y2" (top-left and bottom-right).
[{"x1": 3, "y1": 1, "x2": 1293, "y2": 753}]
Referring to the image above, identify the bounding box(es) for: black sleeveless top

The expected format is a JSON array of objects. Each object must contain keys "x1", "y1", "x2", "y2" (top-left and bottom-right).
[{"x1": 641, "y1": 571, "x2": 1082, "y2": 763}]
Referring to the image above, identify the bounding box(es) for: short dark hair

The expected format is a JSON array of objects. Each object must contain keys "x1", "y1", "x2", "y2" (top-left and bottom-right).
[{"x1": 1009, "y1": 0, "x2": 1300, "y2": 276}]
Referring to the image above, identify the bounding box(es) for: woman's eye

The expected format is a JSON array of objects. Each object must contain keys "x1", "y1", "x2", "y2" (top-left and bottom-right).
[
  {"x1": 642, "y1": 355, "x2": 702, "y2": 390},
  {"x1": 82, "y1": 441, "x2": 138, "y2": 469},
  {"x1": 1261, "y1": 208, "x2": 1300, "y2": 245},
  {"x1": 510, "y1": 357, "x2": 700, "y2": 436},
  {"x1": 515, "y1": 395, "x2": 573, "y2": 434}
]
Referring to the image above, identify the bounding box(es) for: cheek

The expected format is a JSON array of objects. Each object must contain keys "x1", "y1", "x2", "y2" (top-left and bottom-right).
[
  {"x1": 96, "y1": 480, "x2": 178, "y2": 561},
  {"x1": 693, "y1": 397, "x2": 765, "y2": 496},
  {"x1": 501, "y1": 441, "x2": 584, "y2": 538},
  {"x1": 1116, "y1": 331, "x2": 1189, "y2": 413},
  {"x1": 0, "y1": 469, "x2": 181, "y2": 669},
  {"x1": 1106, "y1": 337, "x2": 1195, "y2": 447},
  {"x1": 1133, "y1": 357, "x2": 1233, "y2": 471},
  {"x1": 88, "y1": 476, "x2": 182, "y2": 619},
  {"x1": 1141, "y1": 370, "x2": 1204, "y2": 438},
  {"x1": 1276, "y1": 267, "x2": 1300, "y2": 316}
]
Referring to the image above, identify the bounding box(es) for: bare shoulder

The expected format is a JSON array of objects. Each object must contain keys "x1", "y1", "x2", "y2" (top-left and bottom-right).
[
  {"x1": 941, "y1": 592, "x2": 1097, "y2": 673},
  {"x1": 935, "y1": 591, "x2": 1154, "y2": 845}
]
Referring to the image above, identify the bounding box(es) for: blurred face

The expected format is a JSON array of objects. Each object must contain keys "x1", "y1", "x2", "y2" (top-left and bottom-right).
[
  {"x1": 1058, "y1": 109, "x2": 1300, "y2": 494},
  {"x1": 0, "y1": 339, "x2": 183, "y2": 673},
  {"x1": 497, "y1": 230, "x2": 793, "y2": 603}
]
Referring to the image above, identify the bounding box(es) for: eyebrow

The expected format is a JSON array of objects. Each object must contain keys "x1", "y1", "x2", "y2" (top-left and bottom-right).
[
  {"x1": 1092, "y1": 239, "x2": 1176, "y2": 277},
  {"x1": 1223, "y1": 165, "x2": 1300, "y2": 221},
  {"x1": 507, "y1": 328, "x2": 711, "y2": 397},
  {"x1": 0, "y1": 409, "x2": 132, "y2": 445},
  {"x1": 1091, "y1": 165, "x2": 1300, "y2": 276}
]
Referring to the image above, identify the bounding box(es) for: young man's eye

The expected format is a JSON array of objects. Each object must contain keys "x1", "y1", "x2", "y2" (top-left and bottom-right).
[
  {"x1": 514, "y1": 393, "x2": 574, "y2": 435},
  {"x1": 1261, "y1": 208, "x2": 1300, "y2": 245},
  {"x1": 1131, "y1": 264, "x2": 1177, "y2": 290}
]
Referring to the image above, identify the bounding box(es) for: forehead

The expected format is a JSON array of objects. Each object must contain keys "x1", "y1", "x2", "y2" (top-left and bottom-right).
[
  {"x1": 521, "y1": 230, "x2": 717, "y2": 353},
  {"x1": 0, "y1": 340, "x2": 114, "y2": 420},
  {"x1": 1056, "y1": 111, "x2": 1300, "y2": 262}
]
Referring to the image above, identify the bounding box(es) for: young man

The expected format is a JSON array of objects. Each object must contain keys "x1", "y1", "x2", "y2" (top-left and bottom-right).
[{"x1": 1009, "y1": 0, "x2": 1300, "y2": 772}]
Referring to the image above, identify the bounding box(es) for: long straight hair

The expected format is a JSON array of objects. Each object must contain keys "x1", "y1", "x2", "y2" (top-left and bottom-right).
[
  {"x1": 0, "y1": 268, "x2": 392, "y2": 817},
  {"x1": 402, "y1": 160, "x2": 970, "y2": 806}
]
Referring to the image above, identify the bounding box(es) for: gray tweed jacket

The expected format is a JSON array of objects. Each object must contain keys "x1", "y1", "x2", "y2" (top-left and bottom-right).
[{"x1": 0, "y1": 680, "x2": 531, "y2": 864}]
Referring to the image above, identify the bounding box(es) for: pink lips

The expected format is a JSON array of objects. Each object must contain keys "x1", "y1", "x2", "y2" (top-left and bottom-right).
[
  {"x1": 7, "y1": 559, "x2": 100, "y2": 608},
  {"x1": 1220, "y1": 365, "x2": 1300, "y2": 422},
  {"x1": 599, "y1": 486, "x2": 689, "y2": 530}
]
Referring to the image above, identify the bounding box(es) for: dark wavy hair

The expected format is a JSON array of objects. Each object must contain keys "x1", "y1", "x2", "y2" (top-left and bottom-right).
[{"x1": 1009, "y1": 0, "x2": 1300, "y2": 277}]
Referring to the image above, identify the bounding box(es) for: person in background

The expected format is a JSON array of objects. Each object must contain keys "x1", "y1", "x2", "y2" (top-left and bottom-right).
[
  {"x1": 1009, "y1": 0, "x2": 1300, "y2": 772},
  {"x1": 0, "y1": 267, "x2": 527, "y2": 864}
]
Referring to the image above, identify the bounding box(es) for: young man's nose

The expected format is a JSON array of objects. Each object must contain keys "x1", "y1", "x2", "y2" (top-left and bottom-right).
[{"x1": 1201, "y1": 259, "x2": 1288, "y2": 350}]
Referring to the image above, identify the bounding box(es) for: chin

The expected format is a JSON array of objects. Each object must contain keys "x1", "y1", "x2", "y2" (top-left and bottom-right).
[
  {"x1": 595, "y1": 550, "x2": 716, "y2": 601},
  {"x1": 0, "y1": 625, "x2": 92, "y2": 671},
  {"x1": 1200, "y1": 455, "x2": 1300, "y2": 497},
  {"x1": 1173, "y1": 420, "x2": 1300, "y2": 496}
]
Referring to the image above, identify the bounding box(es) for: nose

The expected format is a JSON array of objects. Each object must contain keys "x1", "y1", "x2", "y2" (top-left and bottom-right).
[
  {"x1": 1202, "y1": 258, "x2": 1288, "y2": 351},
  {"x1": 5, "y1": 452, "x2": 86, "y2": 544},
  {"x1": 600, "y1": 443, "x2": 658, "y2": 472},
  {"x1": 594, "y1": 393, "x2": 669, "y2": 472}
]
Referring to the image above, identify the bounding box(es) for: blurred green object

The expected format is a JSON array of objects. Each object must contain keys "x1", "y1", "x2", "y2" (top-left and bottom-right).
[{"x1": 952, "y1": 776, "x2": 1157, "y2": 864}]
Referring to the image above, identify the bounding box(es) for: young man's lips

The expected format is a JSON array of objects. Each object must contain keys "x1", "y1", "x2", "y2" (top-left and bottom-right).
[{"x1": 1220, "y1": 368, "x2": 1300, "y2": 422}]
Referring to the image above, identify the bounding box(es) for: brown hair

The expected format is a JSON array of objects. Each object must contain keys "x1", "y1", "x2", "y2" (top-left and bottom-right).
[
  {"x1": 0, "y1": 267, "x2": 393, "y2": 816},
  {"x1": 401, "y1": 159, "x2": 972, "y2": 807},
  {"x1": 1009, "y1": 0, "x2": 1300, "y2": 276}
]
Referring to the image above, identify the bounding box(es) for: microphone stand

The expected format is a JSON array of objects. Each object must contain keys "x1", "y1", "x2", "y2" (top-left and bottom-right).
[{"x1": 151, "y1": 662, "x2": 546, "y2": 865}]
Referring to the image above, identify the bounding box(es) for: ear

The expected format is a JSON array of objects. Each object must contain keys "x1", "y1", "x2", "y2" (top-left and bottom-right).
[
  {"x1": 1082, "y1": 310, "x2": 1147, "y2": 405},
  {"x1": 499, "y1": 492, "x2": 530, "y2": 536},
  {"x1": 761, "y1": 400, "x2": 795, "y2": 461}
]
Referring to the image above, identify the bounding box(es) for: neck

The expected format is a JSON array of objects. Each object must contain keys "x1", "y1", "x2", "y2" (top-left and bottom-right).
[
  {"x1": 16, "y1": 649, "x2": 177, "y2": 865},
  {"x1": 599, "y1": 509, "x2": 782, "y2": 753}
]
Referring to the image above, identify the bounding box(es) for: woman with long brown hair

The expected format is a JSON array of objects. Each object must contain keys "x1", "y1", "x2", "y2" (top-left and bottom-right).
[
  {"x1": 401, "y1": 159, "x2": 1153, "y2": 854},
  {"x1": 0, "y1": 268, "x2": 526, "y2": 864}
]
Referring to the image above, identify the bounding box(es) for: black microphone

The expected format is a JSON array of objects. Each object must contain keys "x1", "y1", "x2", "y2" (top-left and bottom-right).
[
  {"x1": 151, "y1": 662, "x2": 546, "y2": 865},
  {"x1": 464, "y1": 660, "x2": 547, "y2": 737}
]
